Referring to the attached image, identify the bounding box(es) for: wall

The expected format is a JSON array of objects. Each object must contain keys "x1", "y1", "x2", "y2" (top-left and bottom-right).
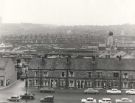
[{"x1": 5, "y1": 58, "x2": 17, "y2": 86}]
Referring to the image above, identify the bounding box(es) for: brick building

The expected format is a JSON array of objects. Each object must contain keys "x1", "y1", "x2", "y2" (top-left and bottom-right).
[
  {"x1": 0, "y1": 57, "x2": 17, "y2": 87},
  {"x1": 27, "y1": 57, "x2": 135, "y2": 89}
]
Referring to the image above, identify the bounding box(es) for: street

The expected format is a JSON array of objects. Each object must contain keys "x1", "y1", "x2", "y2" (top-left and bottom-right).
[
  {"x1": 0, "y1": 80, "x2": 135, "y2": 103},
  {"x1": 0, "y1": 80, "x2": 25, "y2": 102}
]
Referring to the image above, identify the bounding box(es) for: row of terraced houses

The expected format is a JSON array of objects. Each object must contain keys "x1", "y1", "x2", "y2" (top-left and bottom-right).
[{"x1": 27, "y1": 57, "x2": 135, "y2": 89}]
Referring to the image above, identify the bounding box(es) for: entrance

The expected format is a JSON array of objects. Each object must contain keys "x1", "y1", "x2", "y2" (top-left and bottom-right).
[{"x1": 50, "y1": 79, "x2": 57, "y2": 88}]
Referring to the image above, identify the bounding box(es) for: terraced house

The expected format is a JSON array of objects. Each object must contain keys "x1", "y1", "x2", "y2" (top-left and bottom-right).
[{"x1": 27, "y1": 57, "x2": 135, "y2": 89}]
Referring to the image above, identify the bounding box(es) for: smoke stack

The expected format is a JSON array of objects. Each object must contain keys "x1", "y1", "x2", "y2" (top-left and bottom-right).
[{"x1": 106, "y1": 31, "x2": 114, "y2": 48}]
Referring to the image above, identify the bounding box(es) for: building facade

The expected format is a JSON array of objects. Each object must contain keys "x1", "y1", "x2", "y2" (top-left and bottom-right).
[
  {"x1": 27, "y1": 57, "x2": 135, "y2": 89},
  {"x1": 0, "y1": 57, "x2": 17, "y2": 87}
]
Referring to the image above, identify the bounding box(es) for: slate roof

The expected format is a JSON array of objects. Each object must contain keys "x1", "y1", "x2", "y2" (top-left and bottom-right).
[
  {"x1": 29, "y1": 58, "x2": 67, "y2": 70},
  {"x1": 28, "y1": 58, "x2": 135, "y2": 71},
  {"x1": 97, "y1": 58, "x2": 135, "y2": 70}
]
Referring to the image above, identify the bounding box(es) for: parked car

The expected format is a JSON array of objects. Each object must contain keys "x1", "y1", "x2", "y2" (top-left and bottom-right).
[
  {"x1": 20, "y1": 92, "x2": 35, "y2": 100},
  {"x1": 125, "y1": 89, "x2": 135, "y2": 95},
  {"x1": 8, "y1": 95, "x2": 21, "y2": 102},
  {"x1": 81, "y1": 98, "x2": 87, "y2": 103},
  {"x1": 99, "y1": 98, "x2": 112, "y2": 103},
  {"x1": 116, "y1": 98, "x2": 132, "y2": 103},
  {"x1": 40, "y1": 95, "x2": 54, "y2": 103},
  {"x1": 40, "y1": 87, "x2": 55, "y2": 93},
  {"x1": 84, "y1": 88, "x2": 99, "y2": 94},
  {"x1": 106, "y1": 89, "x2": 121, "y2": 94},
  {"x1": 81, "y1": 97, "x2": 96, "y2": 103}
]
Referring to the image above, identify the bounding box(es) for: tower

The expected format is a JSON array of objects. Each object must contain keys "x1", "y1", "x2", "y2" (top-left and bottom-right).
[{"x1": 106, "y1": 31, "x2": 114, "y2": 58}]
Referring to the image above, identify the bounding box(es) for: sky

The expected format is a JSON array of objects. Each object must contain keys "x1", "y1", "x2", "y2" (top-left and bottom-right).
[{"x1": 0, "y1": 0, "x2": 135, "y2": 25}]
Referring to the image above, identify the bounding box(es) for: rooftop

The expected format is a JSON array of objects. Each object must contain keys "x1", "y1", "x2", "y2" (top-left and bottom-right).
[{"x1": 28, "y1": 58, "x2": 135, "y2": 71}]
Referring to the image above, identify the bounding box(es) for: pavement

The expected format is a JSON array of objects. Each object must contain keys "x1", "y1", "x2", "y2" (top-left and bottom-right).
[
  {"x1": 0, "y1": 80, "x2": 25, "y2": 102},
  {"x1": 0, "y1": 80, "x2": 18, "y2": 90},
  {"x1": 28, "y1": 87, "x2": 127, "y2": 94},
  {"x1": 0, "y1": 80, "x2": 134, "y2": 103}
]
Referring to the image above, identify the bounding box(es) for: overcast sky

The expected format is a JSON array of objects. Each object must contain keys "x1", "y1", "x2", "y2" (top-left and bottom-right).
[{"x1": 0, "y1": 0, "x2": 135, "y2": 25}]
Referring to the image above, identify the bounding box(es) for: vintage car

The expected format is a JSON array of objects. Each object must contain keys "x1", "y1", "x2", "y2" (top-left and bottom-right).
[
  {"x1": 40, "y1": 95, "x2": 54, "y2": 103},
  {"x1": 81, "y1": 98, "x2": 87, "y2": 103},
  {"x1": 125, "y1": 89, "x2": 135, "y2": 95},
  {"x1": 106, "y1": 89, "x2": 121, "y2": 94},
  {"x1": 7, "y1": 95, "x2": 21, "y2": 102},
  {"x1": 84, "y1": 88, "x2": 99, "y2": 94},
  {"x1": 99, "y1": 98, "x2": 112, "y2": 103},
  {"x1": 40, "y1": 87, "x2": 55, "y2": 93},
  {"x1": 116, "y1": 98, "x2": 132, "y2": 103},
  {"x1": 20, "y1": 92, "x2": 35, "y2": 100},
  {"x1": 81, "y1": 97, "x2": 97, "y2": 103}
]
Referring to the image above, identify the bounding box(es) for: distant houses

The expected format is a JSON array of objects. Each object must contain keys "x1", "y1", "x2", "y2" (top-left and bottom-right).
[
  {"x1": 27, "y1": 57, "x2": 135, "y2": 89},
  {"x1": 0, "y1": 57, "x2": 17, "y2": 87},
  {"x1": 0, "y1": 42, "x2": 13, "y2": 48}
]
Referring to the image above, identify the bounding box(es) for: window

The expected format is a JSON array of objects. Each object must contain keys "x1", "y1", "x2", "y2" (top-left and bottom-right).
[
  {"x1": 86, "y1": 81, "x2": 92, "y2": 88},
  {"x1": 69, "y1": 71, "x2": 74, "y2": 77},
  {"x1": 113, "y1": 72, "x2": 119, "y2": 78},
  {"x1": 35, "y1": 80, "x2": 38, "y2": 86},
  {"x1": 61, "y1": 72, "x2": 66, "y2": 77},
  {"x1": 96, "y1": 81, "x2": 102, "y2": 88},
  {"x1": 97, "y1": 72, "x2": 102, "y2": 78},
  {"x1": 123, "y1": 82, "x2": 128, "y2": 88},
  {"x1": 43, "y1": 80, "x2": 49, "y2": 86},
  {"x1": 0, "y1": 80, "x2": 3, "y2": 86},
  {"x1": 43, "y1": 71, "x2": 48, "y2": 77},
  {"x1": 123, "y1": 73, "x2": 128, "y2": 79},
  {"x1": 29, "y1": 80, "x2": 33, "y2": 86},
  {"x1": 60, "y1": 79, "x2": 65, "y2": 87},
  {"x1": 69, "y1": 80, "x2": 74, "y2": 87},
  {"x1": 35, "y1": 71, "x2": 38, "y2": 77},
  {"x1": 88, "y1": 72, "x2": 92, "y2": 78}
]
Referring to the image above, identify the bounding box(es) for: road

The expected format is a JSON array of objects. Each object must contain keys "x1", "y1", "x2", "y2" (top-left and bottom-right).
[
  {"x1": 0, "y1": 80, "x2": 25, "y2": 102},
  {"x1": 29, "y1": 90, "x2": 135, "y2": 103},
  {"x1": 0, "y1": 80, "x2": 135, "y2": 103}
]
